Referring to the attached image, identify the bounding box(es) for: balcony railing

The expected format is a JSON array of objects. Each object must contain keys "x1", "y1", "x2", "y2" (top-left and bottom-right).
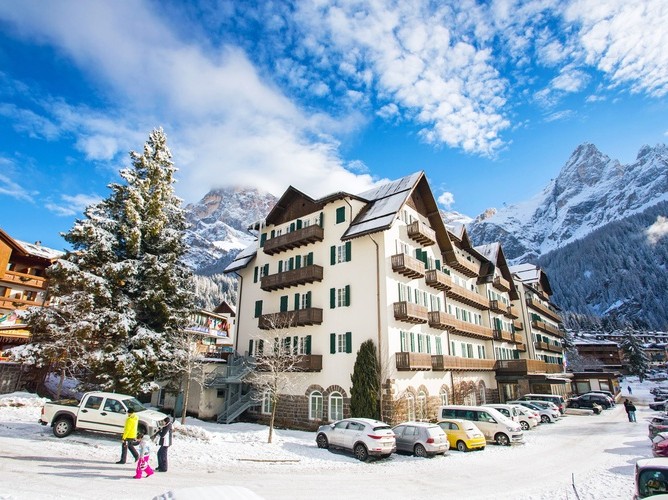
[
  {"x1": 260, "y1": 265, "x2": 324, "y2": 291},
  {"x1": 254, "y1": 354, "x2": 323, "y2": 372},
  {"x1": 425, "y1": 269, "x2": 451, "y2": 291},
  {"x1": 396, "y1": 352, "x2": 432, "y2": 371},
  {"x1": 516, "y1": 343, "x2": 527, "y2": 352},
  {"x1": 443, "y1": 250, "x2": 479, "y2": 277},
  {"x1": 492, "y1": 275, "x2": 510, "y2": 292},
  {"x1": 489, "y1": 299, "x2": 507, "y2": 314},
  {"x1": 258, "y1": 308, "x2": 323, "y2": 329},
  {"x1": 428, "y1": 311, "x2": 451, "y2": 330},
  {"x1": 391, "y1": 253, "x2": 425, "y2": 279},
  {"x1": 531, "y1": 320, "x2": 563, "y2": 337},
  {"x1": 393, "y1": 302, "x2": 428, "y2": 324},
  {"x1": 447, "y1": 282, "x2": 490, "y2": 310},
  {"x1": 431, "y1": 355, "x2": 496, "y2": 371},
  {"x1": 526, "y1": 297, "x2": 561, "y2": 323},
  {"x1": 0, "y1": 296, "x2": 47, "y2": 310},
  {"x1": 494, "y1": 359, "x2": 563, "y2": 374},
  {"x1": 513, "y1": 333, "x2": 525, "y2": 345},
  {"x1": 493, "y1": 329, "x2": 514, "y2": 342},
  {"x1": 263, "y1": 225, "x2": 324, "y2": 255},
  {"x1": 513, "y1": 319, "x2": 524, "y2": 331},
  {"x1": 435, "y1": 313, "x2": 494, "y2": 340},
  {"x1": 406, "y1": 220, "x2": 436, "y2": 246},
  {"x1": 535, "y1": 341, "x2": 563, "y2": 353},
  {"x1": 2, "y1": 270, "x2": 48, "y2": 290},
  {"x1": 506, "y1": 303, "x2": 520, "y2": 319}
]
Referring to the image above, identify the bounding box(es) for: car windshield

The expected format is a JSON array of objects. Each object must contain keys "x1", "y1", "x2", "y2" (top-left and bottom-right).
[{"x1": 122, "y1": 398, "x2": 147, "y2": 412}]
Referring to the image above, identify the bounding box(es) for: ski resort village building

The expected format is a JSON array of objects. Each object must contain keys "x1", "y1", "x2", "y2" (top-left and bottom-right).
[{"x1": 224, "y1": 172, "x2": 567, "y2": 428}]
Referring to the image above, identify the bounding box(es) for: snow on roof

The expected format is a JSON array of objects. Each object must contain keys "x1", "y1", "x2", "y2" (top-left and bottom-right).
[
  {"x1": 15, "y1": 240, "x2": 64, "y2": 260},
  {"x1": 475, "y1": 242, "x2": 500, "y2": 264},
  {"x1": 223, "y1": 242, "x2": 257, "y2": 273},
  {"x1": 509, "y1": 263, "x2": 541, "y2": 282}
]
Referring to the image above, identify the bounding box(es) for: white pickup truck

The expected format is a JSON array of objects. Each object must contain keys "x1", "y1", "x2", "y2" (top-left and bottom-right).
[{"x1": 39, "y1": 391, "x2": 169, "y2": 438}]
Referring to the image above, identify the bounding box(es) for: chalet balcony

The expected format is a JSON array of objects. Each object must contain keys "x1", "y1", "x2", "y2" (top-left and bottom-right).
[
  {"x1": 391, "y1": 253, "x2": 425, "y2": 279},
  {"x1": 489, "y1": 299, "x2": 507, "y2": 314},
  {"x1": 535, "y1": 341, "x2": 563, "y2": 354},
  {"x1": 428, "y1": 311, "x2": 451, "y2": 330},
  {"x1": 526, "y1": 297, "x2": 562, "y2": 323},
  {"x1": 516, "y1": 342, "x2": 527, "y2": 352},
  {"x1": 294, "y1": 354, "x2": 323, "y2": 372},
  {"x1": 431, "y1": 355, "x2": 495, "y2": 371},
  {"x1": 396, "y1": 352, "x2": 432, "y2": 371},
  {"x1": 0, "y1": 296, "x2": 46, "y2": 310},
  {"x1": 492, "y1": 275, "x2": 510, "y2": 293},
  {"x1": 443, "y1": 249, "x2": 479, "y2": 278},
  {"x1": 2, "y1": 270, "x2": 48, "y2": 290},
  {"x1": 255, "y1": 354, "x2": 323, "y2": 372},
  {"x1": 447, "y1": 282, "x2": 490, "y2": 310},
  {"x1": 258, "y1": 308, "x2": 323, "y2": 329},
  {"x1": 407, "y1": 220, "x2": 436, "y2": 246},
  {"x1": 494, "y1": 359, "x2": 563, "y2": 375},
  {"x1": 531, "y1": 320, "x2": 563, "y2": 337},
  {"x1": 513, "y1": 333, "x2": 525, "y2": 345},
  {"x1": 493, "y1": 329, "x2": 514, "y2": 342},
  {"x1": 513, "y1": 319, "x2": 524, "y2": 331},
  {"x1": 393, "y1": 302, "x2": 428, "y2": 324},
  {"x1": 263, "y1": 225, "x2": 324, "y2": 256},
  {"x1": 439, "y1": 314, "x2": 494, "y2": 340},
  {"x1": 506, "y1": 303, "x2": 520, "y2": 319},
  {"x1": 425, "y1": 269, "x2": 451, "y2": 291},
  {"x1": 260, "y1": 265, "x2": 324, "y2": 291}
]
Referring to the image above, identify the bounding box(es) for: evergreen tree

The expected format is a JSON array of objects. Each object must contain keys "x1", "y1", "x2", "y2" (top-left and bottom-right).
[
  {"x1": 620, "y1": 330, "x2": 650, "y2": 382},
  {"x1": 25, "y1": 128, "x2": 196, "y2": 394},
  {"x1": 350, "y1": 339, "x2": 380, "y2": 419}
]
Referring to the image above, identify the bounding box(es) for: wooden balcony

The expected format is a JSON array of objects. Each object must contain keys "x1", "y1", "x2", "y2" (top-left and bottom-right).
[
  {"x1": 393, "y1": 302, "x2": 428, "y2": 324},
  {"x1": 294, "y1": 354, "x2": 323, "y2": 372},
  {"x1": 258, "y1": 308, "x2": 323, "y2": 329},
  {"x1": 2, "y1": 270, "x2": 48, "y2": 290},
  {"x1": 493, "y1": 329, "x2": 514, "y2": 342},
  {"x1": 440, "y1": 314, "x2": 494, "y2": 340},
  {"x1": 425, "y1": 269, "x2": 451, "y2": 291},
  {"x1": 506, "y1": 303, "x2": 520, "y2": 319},
  {"x1": 431, "y1": 355, "x2": 496, "y2": 371},
  {"x1": 396, "y1": 352, "x2": 432, "y2": 371},
  {"x1": 428, "y1": 311, "x2": 451, "y2": 330},
  {"x1": 516, "y1": 343, "x2": 527, "y2": 352},
  {"x1": 447, "y1": 282, "x2": 489, "y2": 310},
  {"x1": 256, "y1": 354, "x2": 323, "y2": 372},
  {"x1": 513, "y1": 333, "x2": 525, "y2": 345},
  {"x1": 535, "y1": 341, "x2": 563, "y2": 354},
  {"x1": 526, "y1": 297, "x2": 561, "y2": 323},
  {"x1": 260, "y1": 265, "x2": 323, "y2": 291},
  {"x1": 494, "y1": 359, "x2": 563, "y2": 375},
  {"x1": 391, "y1": 253, "x2": 425, "y2": 279},
  {"x1": 513, "y1": 319, "x2": 523, "y2": 331},
  {"x1": 489, "y1": 299, "x2": 507, "y2": 314},
  {"x1": 407, "y1": 220, "x2": 436, "y2": 246},
  {"x1": 443, "y1": 250, "x2": 479, "y2": 278},
  {"x1": 0, "y1": 295, "x2": 46, "y2": 310},
  {"x1": 263, "y1": 225, "x2": 324, "y2": 255},
  {"x1": 492, "y1": 275, "x2": 510, "y2": 292},
  {"x1": 531, "y1": 320, "x2": 563, "y2": 337}
]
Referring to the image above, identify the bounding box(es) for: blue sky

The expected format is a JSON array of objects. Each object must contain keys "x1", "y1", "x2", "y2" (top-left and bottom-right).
[{"x1": 1, "y1": 0, "x2": 667, "y2": 251}]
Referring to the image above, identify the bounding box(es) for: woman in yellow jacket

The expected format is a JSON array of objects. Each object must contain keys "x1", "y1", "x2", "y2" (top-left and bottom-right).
[{"x1": 116, "y1": 409, "x2": 139, "y2": 464}]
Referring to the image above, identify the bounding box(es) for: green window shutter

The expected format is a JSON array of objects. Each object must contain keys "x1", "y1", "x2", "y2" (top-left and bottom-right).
[
  {"x1": 263, "y1": 264, "x2": 269, "y2": 276},
  {"x1": 306, "y1": 291, "x2": 312, "y2": 307},
  {"x1": 258, "y1": 339, "x2": 264, "y2": 355},
  {"x1": 296, "y1": 219, "x2": 302, "y2": 229},
  {"x1": 319, "y1": 212, "x2": 324, "y2": 227},
  {"x1": 290, "y1": 222, "x2": 296, "y2": 232},
  {"x1": 345, "y1": 241, "x2": 352, "y2": 262},
  {"x1": 254, "y1": 300, "x2": 263, "y2": 318},
  {"x1": 295, "y1": 255, "x2": 302, "y2": 269},
  {"x1": 280, "y1": 296, "x2": 288, "y2": 312},
  {"x1": 330, "y1": 333, "x2": 336, "y2": 354},
  {"x1": 331, "y1": 245, "x2": 336, "y2": 265},
  {"x1": 305, "y1": 335, "x2": 312, "y2": 355},
  {"x1": 260, "y1": 233, "x2": 266, "y2": 247},
  {"x1": 330, "y1": 288, "x2": 336, "y2": 309},
  {"x1": 278, "y1": 261, "x2": 283, "y2": 273},
  {"x1": 270, "y1": 230, "x2": 275, "y2": 238},
  {"x1": 436, "y1": 259, "x2": 441, "y2": 270},
  {"x1": 410, "y1": 332, "x2": 415, "y2": 352},
  {"x1": 436, "y1": 337, "x2": 442, "y2": 355},
  {"x1": 253, "y1": 266, "x2": 258, "y2": 283},
  {"x1": 345, "y1": 285, "x2": 351, "y2": 306},
  {"x1": 345, "y1": 332, "x2": 352, "y2": 353},
  {"x1": 336, "y1": 206, "x2": 345, "y2": 223},
  {"x1": 289, "y1": 257, "x2": 294, "y2": 270},
  {"x1": 293, "y1": 336, "x2": 298, "y2": 355},
  {"x1": 294, "y1": 293, "x2": 300, "y2": 310},
  {"x1": 248, "y1": 339, "x2": 254, "y2": 356},
  {"x1": 307, "y1": 252, "x2": 313, "y2": 265}
]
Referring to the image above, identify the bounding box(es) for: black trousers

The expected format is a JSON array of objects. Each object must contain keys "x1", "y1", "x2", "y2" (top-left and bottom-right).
[
  {"x1": 157, "y1": 446, "x2": 169, "y2": 471},
  {"x1": 120, "y1": 439, "x2": 139, "y2": 463}
]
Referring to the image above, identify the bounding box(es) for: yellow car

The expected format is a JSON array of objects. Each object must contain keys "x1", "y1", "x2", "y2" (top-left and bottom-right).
[{"x1": 437, "y1": 418, "x2": 486, "y2": 452}]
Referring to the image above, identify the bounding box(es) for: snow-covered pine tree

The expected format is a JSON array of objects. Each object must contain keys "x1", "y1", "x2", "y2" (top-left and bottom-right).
[
  {"x1": 26, "y1": 128, "x2": 196, "y2": 395},
  {"x1": 620, "y1": 330, "x2": 650, "y2": 382},
  {"x1": 350, "y1": 339, "x2": 380, "y2": 419}
]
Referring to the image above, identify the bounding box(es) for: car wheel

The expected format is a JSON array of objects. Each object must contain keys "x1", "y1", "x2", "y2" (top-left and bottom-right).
[
  {"x1": 316, "y1": 434, "x2": 329, "y2": 449},
  {"x1": 456, "y1": 440, "x2": 469, "y2": 452},
  {"x1": 495, "y1": 433, "x2": 510, "y2": 446},
  {"x1": 354, "y1": 443, "x2": 369, "y2": 461},
  {"x1": 414, "y1": 444, "x2": 428, "y2": 458},
  {"x1": 541, "y1": 415, "x2": 550, "y2": 424},
  {"x1": 53, "y1": 417, "x2": 74, "y2": 438},
  {"x1": 570, "y1": 402, "x2": 579, "y2": 409},
  {"x1": 593, "y1": 407, "x2": 601, "y2": 415},
  {"x1": 520, "y1": 421, "x2": 529, "y2": 431}
]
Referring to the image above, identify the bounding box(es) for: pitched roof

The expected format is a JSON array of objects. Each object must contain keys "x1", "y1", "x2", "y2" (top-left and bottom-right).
[
  {"x1": 223, "y1": 242, "x2": 257, "y2": 273},
  {"x1": 509, "y1": 263, "x2": 553, "y2": 296}
]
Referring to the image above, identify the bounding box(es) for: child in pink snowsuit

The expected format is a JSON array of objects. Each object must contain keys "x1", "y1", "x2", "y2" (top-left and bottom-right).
[{"x1": 134, "y1": 435, "x2": 154, "y2": 479}]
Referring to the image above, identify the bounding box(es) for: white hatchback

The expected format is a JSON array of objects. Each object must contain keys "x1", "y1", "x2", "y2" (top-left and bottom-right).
[{"x1": 316, "y1": 418, "x2": 396, "y2": 461}]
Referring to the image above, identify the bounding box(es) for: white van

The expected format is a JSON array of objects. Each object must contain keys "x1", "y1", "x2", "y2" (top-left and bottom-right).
[
  {"x1": 437, "y1": 405, "x2": 524, "y2": 446},
  {"x1": 483, "y1": 403, "x2": 520, "y2": 423}
]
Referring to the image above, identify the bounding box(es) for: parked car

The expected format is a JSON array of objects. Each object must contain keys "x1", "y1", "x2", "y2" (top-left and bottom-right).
[
  {"x1": 511, "y1": 404, "x2": 540, "y2": 430},
  {"x1": 586, "y1": 390, "x2": 617, "y2": 405},
  {"x1": 315, "y1": 418, "x2": 396, "y2": 461},
  {"x1": 649, "y1": 416, "x2": 668, "y2": 440},
  {"x1": 392, "y1": 421, "x2": 449, "y2": 457},
  {"x1": 650, "y1": 401, "x2": 668, "y2": 412},
  {"x1": 652, "y1": 433, "x2": 668, "y2": 458},
  {"x1": 517, "y1": 393, "x2": 566, "y2": 414},
  {"x1": 483, "y1": 404, "x2": 536, "y2": 430},
  {"x1": 635, "y1": 458, "x2": 668, "y2": 499},
  {"x1": 566, "y1": 395, "x2": 606, "y2": 413},
  {"x1": 436, "y1": 418, "x2": 486, "y2": 452},
  {"x1": 437, "y1": 405, "x2": 524, "y2": 446},
  {"x1": 508, "y1": 400, "x2": 560, "y2": 423}
]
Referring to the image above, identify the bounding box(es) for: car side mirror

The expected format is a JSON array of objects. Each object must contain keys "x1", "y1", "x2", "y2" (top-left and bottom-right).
[{"x1": 120, "y1": 409, "x2": 127, "y2": 414}]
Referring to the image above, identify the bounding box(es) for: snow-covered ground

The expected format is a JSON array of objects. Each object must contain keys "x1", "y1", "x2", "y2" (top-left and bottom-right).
[{"x1": 0, "y1": 378, "x2": 660, "y2": 500}]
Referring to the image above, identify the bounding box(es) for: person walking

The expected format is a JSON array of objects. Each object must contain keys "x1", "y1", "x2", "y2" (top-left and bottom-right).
[
  {"x1": 134, "y1": 434, "x2": 154, "y2": 479},
  {"x1": 624, "y1": 399, "x2": 637, "y2": 422},
  {"x1": 155, "y1": 416, "x2": 173, "y2": 472},
  {"x1": 628, "y1": 385, "x2": 633, "y2": 395},
  {"x1": 117, "y1": 408, "x2": 139, "y2": 464}
]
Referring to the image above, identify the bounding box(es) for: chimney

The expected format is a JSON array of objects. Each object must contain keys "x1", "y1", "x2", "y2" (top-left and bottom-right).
[{"x1": 34, "y1": 241, "x2": 41, "y2": 247}]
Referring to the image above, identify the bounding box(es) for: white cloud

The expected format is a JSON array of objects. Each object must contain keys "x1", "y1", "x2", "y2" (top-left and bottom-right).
[
  {"x1": 438, "y1": 191, "x2": 455, "y2": 208},
  {"x1": 45, "y1": 193, "x2": 102, "y2": 217},
  {"x1": 0, "y1": 170, "x2": 35, "y2": 202},
  {"x1": 647, "y1": 215, "x2": 668, "y2": 245}
]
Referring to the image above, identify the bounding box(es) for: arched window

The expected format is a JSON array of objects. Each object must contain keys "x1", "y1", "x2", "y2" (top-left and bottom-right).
[
  {"x1": 417, "y1": 391, "x2": 427, "y2": 420},
  {"x1": 479, "y1": 384, "x2": 487, "y2": 405},
  {"x1": 329, "y1": 392, "x2": 343, "y2": 421},
  {"x1": 406, "y1": 393, "x2": 416, "y2": 421},
  {"x1": 440, "y1": 388, "x2": 449, "y2": 406},
  {"x1": 309, "y1": 391, "x2": 323, "y2": 420},
  {"x1": 262, "y1": 390, "x2": 273, "y2": 415}
]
